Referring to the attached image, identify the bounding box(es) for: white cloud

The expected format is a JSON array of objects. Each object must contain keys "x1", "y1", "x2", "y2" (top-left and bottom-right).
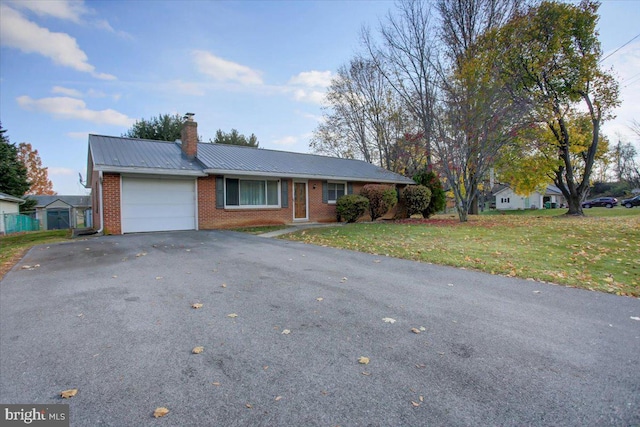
[
  {"x1": 291, "y1": 88, "x2": 327, "y2": 105},
  {"x1": 49, "y1": 167, "x2": 76, "y2": 176},
  {"x1": 192, "y1": 50, "x2": 263, "y2": 85},
  {"x1": 288, "y1": 70, "x2": 333, "y2": 88},
  {"x1": 52, "y1": 86, "x2": 83, "y2": 98},
  {"x1": 0, "y1": 4, "x2": 116, "y2": 80},
  {"x1": 17, "y1": 95, "x2": 135, "y2": 127},
  {"x1": 67, "y1": 131, "x2": 90, "y2": 139},
  {"x1": 272, "y1": 136, "x2": 298, "y2": 146},
  {"x1": 8, "y1": 0, "x2": 89, "y2": 23}
]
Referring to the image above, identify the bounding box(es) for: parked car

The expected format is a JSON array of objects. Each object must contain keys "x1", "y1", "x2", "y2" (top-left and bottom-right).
[
  {"x1": 581, "y1": 197, "x2": 618, "y2": 208},
  {"x1": 620, "y1": 195, "x2": 640, "y2": 208}
]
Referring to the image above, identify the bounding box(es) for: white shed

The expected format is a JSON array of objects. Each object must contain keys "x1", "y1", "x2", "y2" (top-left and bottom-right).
[{"x1": 0, "y1": 192, "x2": 25, "y2": 235}]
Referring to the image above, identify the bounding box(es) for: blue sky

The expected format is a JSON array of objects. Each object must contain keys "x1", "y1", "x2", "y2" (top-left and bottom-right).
[{"x1": 1, "y1": 0, "x2": 639, "y2": 195}]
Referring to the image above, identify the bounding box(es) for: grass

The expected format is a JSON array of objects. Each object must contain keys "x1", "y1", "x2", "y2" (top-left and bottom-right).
[
  {"x1": 0, "y1": 230, "x2": 71, "y2": 280},
  {"x1": 282, "y1": 209, "x2": 640, "y2": 297},
  {"x1": 481, "y1": 206, "x2": 640, "y2": 218},
  {"x1": 231, "y1": 225, "x2": 290, "y2": 234}
]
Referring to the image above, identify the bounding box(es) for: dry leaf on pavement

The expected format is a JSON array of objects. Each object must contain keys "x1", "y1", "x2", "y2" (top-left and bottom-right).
[
  {"x1": 358, "y1": 356, "x2": 370, "y2": 365},
  {"x1": 192, "y1": 346, "x2": 204, "y2": 354},
  {"x1": 227, "y1": 313, "x2": 238, "y2": 318},
  {"x1": 60, "y1": 389, "x2": 77, "y2": 399},
  {"x1": 281, "y1": 329, "x2": 291, "y2": 335},
  {"x1": 411, "y1": 328, "x2": 421, "y2": 334},
  {"x1": 153, "y1": 407, "x2": 169, "y2": 418},
  {"x1": 382, "y1": 317, "x2": 396, "y2": 324},
  {"x1": 191, "y1": 303, "x2": 203, "y2": 309}
]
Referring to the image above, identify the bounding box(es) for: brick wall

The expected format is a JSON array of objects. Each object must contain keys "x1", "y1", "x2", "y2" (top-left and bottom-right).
[
  {"x1": 198, "y1": 176, "x2": 294, "y2": 229},
  {"x1": 102, "y1": 173, "x2": 121, "y2": 235}
]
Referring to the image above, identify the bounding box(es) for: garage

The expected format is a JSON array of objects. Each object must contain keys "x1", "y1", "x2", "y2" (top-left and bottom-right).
[{"x1": 121, "y1": 177, "x2": 196, "y2": 233}]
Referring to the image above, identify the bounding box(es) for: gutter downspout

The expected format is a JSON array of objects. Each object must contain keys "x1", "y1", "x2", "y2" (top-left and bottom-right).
[{"x1": 96, "y1": 171, "x2": 104, "y2": 234}]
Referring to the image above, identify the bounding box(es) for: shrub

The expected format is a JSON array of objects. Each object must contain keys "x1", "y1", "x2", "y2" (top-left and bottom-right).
[
  {"x1": 336, "y1": 195, "x2": 369, "y2": 223},
  {"x1": 402, "y1": 185, "x2": 432, "y2": 217},
  {"x1": 360, "y1": 184, "x2": 397, "y2": 220},
  {"x1": 412, "y1": 170, "x2": 446, "y2": 218}
]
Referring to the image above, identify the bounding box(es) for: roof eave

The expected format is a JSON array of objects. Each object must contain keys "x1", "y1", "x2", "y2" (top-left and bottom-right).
[
  {"x1": 203, "y1": 169, "x2": 413, "y2": 184},
  {"x1": 94, "y1": 165, "x2": 207, "y2": 177}
]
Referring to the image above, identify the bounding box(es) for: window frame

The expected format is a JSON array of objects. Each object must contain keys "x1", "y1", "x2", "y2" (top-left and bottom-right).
[
  {"x1": 224, "y1": 176, "x2": 281, "y2": 209},
  {"x1": 326, "y1": 181, "x2": 347, "y2": 204}
]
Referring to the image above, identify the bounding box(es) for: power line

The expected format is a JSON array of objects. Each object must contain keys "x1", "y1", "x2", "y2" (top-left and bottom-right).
[{"x1": 600, "y1": 32, "x2": 640, "y2": 63}]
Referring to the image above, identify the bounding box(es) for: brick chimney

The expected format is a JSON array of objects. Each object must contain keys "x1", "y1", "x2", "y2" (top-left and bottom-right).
[{"x1": 181, "y1": 113, "x2": 197, "y2": 159}]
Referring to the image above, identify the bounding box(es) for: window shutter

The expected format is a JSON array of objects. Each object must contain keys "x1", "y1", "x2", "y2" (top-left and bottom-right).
[
  {"x1": 216, "y1": 176, "x2": 224, "y2": 209},
  {"x1": 281, "y1": 179, "x2": 289, "y2": 208},
  {"x1": 347, "y1": 183, "x2": 353, "y2": 195},
  {"x1": 322, "y1": 181, "x2": 328, "y2": 203}
]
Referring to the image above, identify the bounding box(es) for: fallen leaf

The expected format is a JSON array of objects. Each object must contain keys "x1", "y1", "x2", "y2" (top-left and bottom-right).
[
  {"x1": 316, "y1": 297, "x2": 324, "y2": 302},
  {"x1": 361, "y1": 371, "x2": 371, "y2": 376},
  {"x1": 382, "y1": 317, "x2": 396, "y2": 324},
  {"x1": 411, "y1": 401, "x2": 420, "y2": 407},
  {"x1": 221, "y1": 284, "x2": 227, "y2": 288},
  {"x1": 411, "y1": 328, "x2": 421, "y2": 334},
  {"x1": 419, "y1": 326, "x2": 426, "y2": 331},
  {"x1": 340, "y1": 277, "x2": 348, "y2": 283},
  {"x1": 275, "y1": 396, "x2": 282, "y2": 401},
  {"x1": 185, "y1": 249, "x2": 191, "y2": 252},
  {"x1": 263, "y1": 366, "x2": 269, "y2": 370},
  {"x1": 374, "y1": 260, "x2": 381, "y2": 263},
  {"x1": 21, "y1": 265, "x2": 31, "y2": 270},
  {"x1": 192, "y1": 346, "x2": 204, "y2": 354},
  {"x1": 245, "y1": 403, "x2": 252, "y2": 409},
  {"x1": 533, "y1": 290, "x2": 541, "y2": 294},
  {"x1": 281, "y1": 329, "x2": 291, "y2": 335},
  {"x1": 60, "y1": 389, "x2": 77, "y2": 399},
  {"x1": 419, "y1": 395, "x2": 424, "y2": 402},
  {"x1": 227, "y1": 313, "x2": 238, "y2": 318},
  {"x1": 112, "y1": 275, "x2": 118, "y2": 278},
  {"x1": 136, "y1": 252, "x2": 147, "y2": 257},
  {"x1": 631, "y1": 317, "x2": 640, "y2": 321},
  {"x1": 191, "y1": 303, "x2": 203, "y2": 309},
  {"x1": 155, "y1": 276, "x2": 163, "y2": 280},
  {"x1": 415, "y1": 364, "x2": 426, "y2": 369},
  {"x1": 153, "y1": 407, "x2": 169, "y2": 418},
  {"x1": 212, "y1": 382, "x2": 221, "y2": 386},
  {"x1": 358, "y1": 356, "x2": 370, "y2": 365},
  {"x1": 447, "y1": 283, "x2": 454, "y2": 287}
]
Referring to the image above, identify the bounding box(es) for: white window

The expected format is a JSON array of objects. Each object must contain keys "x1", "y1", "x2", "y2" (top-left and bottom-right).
[
  {"x1": 225, "y1": 178, "x2": 279, "y2": 207},
  {"x1": 327, "y1": 182, "x2": 346, "y2": 203}
]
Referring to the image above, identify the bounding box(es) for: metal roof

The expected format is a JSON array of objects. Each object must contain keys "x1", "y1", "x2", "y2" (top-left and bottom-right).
[
  {"x1": 0, "y1": 192, "x2": 24, "y2": 203},
  {"x1": 88, "y1": 135, "x2": 205, "y2": 176},
  {"x1": 27, "y1": 195, "x2": 91, "y2": 208},
  {"x1": 87, "y1": 135, "x2": 414, "y2": 184},
  {"x1": 197, "y1": 143, "x2": 414, "y2": 184}
]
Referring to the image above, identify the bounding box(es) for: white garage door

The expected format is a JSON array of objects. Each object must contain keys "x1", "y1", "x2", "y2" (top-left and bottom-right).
[{"x1": 121, "y1": 177, "x2": 196, "y2": 233}]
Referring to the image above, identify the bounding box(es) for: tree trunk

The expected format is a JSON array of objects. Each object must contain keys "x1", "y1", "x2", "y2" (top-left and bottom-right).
[{"x1": 565, "y1": 193, "x2": 584, "y2": 216}]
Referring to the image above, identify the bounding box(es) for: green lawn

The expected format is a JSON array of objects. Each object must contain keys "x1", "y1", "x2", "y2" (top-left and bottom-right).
[
  {"x1": 283, "y1": 210, "x2": 640, "y2": 297},
  {"x1": 0, "y1": 230, "x2": 71, "y2": 280}
]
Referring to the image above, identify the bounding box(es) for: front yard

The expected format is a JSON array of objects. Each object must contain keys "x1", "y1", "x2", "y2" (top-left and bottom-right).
[
  {"x1": 282, "y1": 209, "x2": 640, "y2": 297},
  {"x1": 0, "y1": 230, "x2": 71, "y2": 280}
]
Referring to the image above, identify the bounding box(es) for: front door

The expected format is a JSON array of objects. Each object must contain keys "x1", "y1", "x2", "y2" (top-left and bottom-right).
[{"x1": 294, "y1": 182, "x2": 307, "y2": 220}]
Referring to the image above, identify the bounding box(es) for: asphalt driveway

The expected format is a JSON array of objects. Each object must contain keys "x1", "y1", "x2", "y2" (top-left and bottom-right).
[{"x1": 1, "y1": 230, "x2": 638, "y2": 426}]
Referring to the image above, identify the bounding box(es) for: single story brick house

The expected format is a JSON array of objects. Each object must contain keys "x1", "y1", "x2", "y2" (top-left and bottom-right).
[{"x1": 86, "y1": 116, "x2": 414, "y2": 234}]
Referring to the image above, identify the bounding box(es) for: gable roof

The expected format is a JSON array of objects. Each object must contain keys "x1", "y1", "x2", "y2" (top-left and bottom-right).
[
  {"x1": 88, "y1": 135, "x2": 206, "y2": 178},
  {"x1": 0, "y1": 192, "x2": 25, "y2": 204},
  {"x1": 88, "y1": 135, "x2": 414, "y2": 184},
  {"x1": 28, "y1": 195, "x2": 91, "y2": 208}
]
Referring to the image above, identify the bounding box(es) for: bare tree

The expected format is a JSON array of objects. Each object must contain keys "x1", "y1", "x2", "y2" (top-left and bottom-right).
[
  {"x1": 311, "y1": 57, "x2": 410, "y2": 170},
  {"x1": 363, "y1": 0, "x2": 438, "y2": 169}
]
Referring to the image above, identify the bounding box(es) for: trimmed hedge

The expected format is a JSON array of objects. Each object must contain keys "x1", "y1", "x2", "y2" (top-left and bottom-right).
[
  {"x1": 336, "y1": 194, "x2": 369, "y2": 223},
  {"x1": 360, "y1": 184, "x2": 397, "y2": 220},
  {"x1": 402, "y1": 185, "x2": 432, "y2": 217},
  {"x1": 412, "y1": 170, "x2": 446, "y2": 218}
]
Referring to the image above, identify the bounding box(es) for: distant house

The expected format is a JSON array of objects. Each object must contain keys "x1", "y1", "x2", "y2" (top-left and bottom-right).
[
  {"x1": 86, "y1": 116, "x2": 414, "y2": 234},
  {"x1": 28, "y1": 195, "x2": 92, "y2": 230},
  {"x1": 493, "y1": 185, "x2": 566, "y2": 210},
  {"x1": 0, "y1": 192, "x2": 25, "y2": 235}
]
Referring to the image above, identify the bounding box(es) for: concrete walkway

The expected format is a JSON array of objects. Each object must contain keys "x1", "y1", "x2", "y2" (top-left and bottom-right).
[{"x1": 257, "y1": 222, "x2": 343, "y2": 237}]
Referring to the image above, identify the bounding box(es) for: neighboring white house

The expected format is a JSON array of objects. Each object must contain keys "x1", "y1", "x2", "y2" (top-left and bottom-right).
[
  {"x1": 0, "y1": 192, "x2": 25, "y2": 235},
  {"x1": 493, "y1": 185, "x2": 566, "y2": 210}
]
